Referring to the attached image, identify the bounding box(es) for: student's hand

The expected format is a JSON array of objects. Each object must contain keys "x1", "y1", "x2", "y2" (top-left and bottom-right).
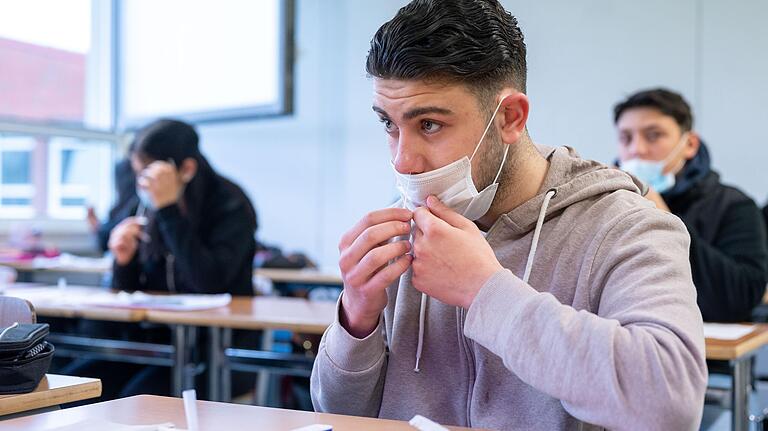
[
  {"x1": 338, "y1": 208, "x2": 413, "y2": 338},
  {"x1": 138, "y1": 161, "x2": 182, "y2": 209},
  {"x1": 411, "y1": 196, "x2": 503, "y2": 309},
  {"x1": 645, "y1": 188, "x2": 670, "y2": 212},
  {"x1": 86, "y1": 206, "x2": 100, "y2": 232},
  {"x1": 108, "y1": 217, "x2": 143, "y2": 266}
]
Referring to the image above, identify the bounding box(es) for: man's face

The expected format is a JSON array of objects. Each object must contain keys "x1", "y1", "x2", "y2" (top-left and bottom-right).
[
  {"x1": 373, "y1": 79, "x2": 503, "y2": 189},
  {"x1": 616, "y1": 107, "x2": 696, "y2": 174}
]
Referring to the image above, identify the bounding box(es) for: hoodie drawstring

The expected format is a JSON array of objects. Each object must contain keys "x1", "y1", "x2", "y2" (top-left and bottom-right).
[
  {"x1": 413, "y1": 188, "x2": 558, "y2": 373},
  {"x1": 414, "y1": 292, "x2": 428, "y2": 372},
  {"x1": 522, "y1": 189, "x2": 556, "y2": 284}
]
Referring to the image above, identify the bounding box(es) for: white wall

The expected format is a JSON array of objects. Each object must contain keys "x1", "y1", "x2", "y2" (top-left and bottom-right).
[{"x1": 199, "y1": 0, "x2": 768, "y2": 270}]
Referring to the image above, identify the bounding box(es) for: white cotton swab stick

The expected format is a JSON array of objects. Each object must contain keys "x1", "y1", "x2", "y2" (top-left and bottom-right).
[
  {"x1": 182, "y1": 389, "x2": 199, "y2": 431},
  {"x1": 409, "y1": 415, "x2": 449, "y2": 431}
]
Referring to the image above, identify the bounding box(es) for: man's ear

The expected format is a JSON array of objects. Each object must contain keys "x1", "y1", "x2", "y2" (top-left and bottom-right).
[
  {"x1": 497, "y1": 91, "x2": 529, "y2": 145},
  {"x1": 180, "y1": 158, "x2": 198, "y2": 183},
  {"x1": 683, "y1": 131, "x2": 701, "y2": 161}
]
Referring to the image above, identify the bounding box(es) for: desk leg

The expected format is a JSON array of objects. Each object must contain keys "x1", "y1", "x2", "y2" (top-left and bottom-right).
[
  {"x1": 222, "y1": 328, "x2": 233, "y2": 402},
  {"x1": 732, "y1": 357, "x2": 750, "y2": 431},
  {"x1": 209, "y1": 327, "x2": 221, "y2": 401},
  {"x1": 172, "y1": 325, "x2": 187, "y2": 397},
  {"x1": 255, "y1": 329, "x2": 274, "y2": 406}
]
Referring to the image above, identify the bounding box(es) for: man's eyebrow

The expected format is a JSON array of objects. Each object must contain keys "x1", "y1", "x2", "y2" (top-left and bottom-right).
[
  {"x1": 372, "y1": 106, "x2": 389, "y2": 117},
  {"x1": 371, "y1": 105, "x2": 454, "y2": 121},
  {"x1": 402, "y1": 106, "x2": 453, "y2": 120}
]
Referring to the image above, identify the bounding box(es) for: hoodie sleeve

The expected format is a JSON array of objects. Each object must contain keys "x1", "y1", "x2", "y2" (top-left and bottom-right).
[
  {"x1": 685, "y1": 199, "x2": 768, "y2": 322},
  {"x1": 463, "y1": 208, "x2": 707, "y2": 430},
  {"x1": 310, "y1": 293, "x2": 388, "y2": 417}
]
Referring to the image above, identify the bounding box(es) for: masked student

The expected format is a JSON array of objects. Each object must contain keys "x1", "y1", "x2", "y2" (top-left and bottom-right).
[
  {"x1": 310, "y1": 1, "x2": 707, "y2": 429},
  {"x1": 60, "y1": 119, "x2": 257, "y2": 399},
  {"x1": 615, "y1": 89, "x2": 768, "y2": 323}
]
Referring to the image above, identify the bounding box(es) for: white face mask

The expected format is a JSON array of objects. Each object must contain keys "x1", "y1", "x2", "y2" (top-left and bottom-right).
[
  {"x1": 621, "y1": 132, "x2": 689, "y2": 194},
  {"x1": 392, "y1": 97, "x2": 510, "y2": 221}
]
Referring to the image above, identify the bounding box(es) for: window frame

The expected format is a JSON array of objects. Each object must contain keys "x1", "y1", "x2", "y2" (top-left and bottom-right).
[{"x1": 112, "y1": 0, "x2": 295, "y2": 130}]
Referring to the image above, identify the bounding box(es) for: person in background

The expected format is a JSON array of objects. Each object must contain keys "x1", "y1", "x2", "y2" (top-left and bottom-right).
[
  {"x1": 60, "y1": 119, "x2": 257, "y2": 399},
  {"x1": 86, "y1": 156, "x2": 138, "y2": 252},
  {"x1": 109, "y1": 119, "x2": 257, "y2": 295},
  {"x1": 615, "y1": 88, "x2": 768, "y2": 322}
]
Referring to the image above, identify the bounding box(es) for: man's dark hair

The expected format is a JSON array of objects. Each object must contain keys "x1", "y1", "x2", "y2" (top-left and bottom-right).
[
  {"x1": 614, "y1": 88, "x2": 694, "y2": 131},
  {"x1": 366, "y1": 0, "x2": 527, "y2": 100}
]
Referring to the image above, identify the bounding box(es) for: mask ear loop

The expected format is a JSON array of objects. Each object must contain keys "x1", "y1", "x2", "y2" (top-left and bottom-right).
[
  {"x1": 663, "y1": 132, "x2": 690, "y2": 175},
  {"x1": 470, "y1": 96, "x2": 509, "y2": 162}
]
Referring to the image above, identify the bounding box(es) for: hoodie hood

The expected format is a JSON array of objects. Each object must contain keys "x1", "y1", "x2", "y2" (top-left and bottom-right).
[{"x1": 497, "y1": 144, "x2": 644, "y2": 236}]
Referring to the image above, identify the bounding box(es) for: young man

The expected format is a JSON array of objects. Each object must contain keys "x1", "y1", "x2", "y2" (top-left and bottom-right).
[
  {"x1": 311, "y1": 1, "x2": 707, "y2": 429},
  {"x1": 615, "y1": 89, "x2": 768, "y2": 323}
]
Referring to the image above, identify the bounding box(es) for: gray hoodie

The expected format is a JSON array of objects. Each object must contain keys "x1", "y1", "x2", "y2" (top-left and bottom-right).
[{"x1": 311, "y1": 145, "x2": 707, "y2": 430}]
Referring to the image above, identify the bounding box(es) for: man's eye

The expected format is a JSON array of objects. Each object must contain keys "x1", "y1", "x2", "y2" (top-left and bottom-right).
[
  {"x1": 422, "y1": 120, "x2": 442, "y2": 134},
  {"x1": 646, "y1": 132, "x2": 661, "y2": 142},
  {"x1": 380, "y1": 118, "x2": 396, "y2": 132}
]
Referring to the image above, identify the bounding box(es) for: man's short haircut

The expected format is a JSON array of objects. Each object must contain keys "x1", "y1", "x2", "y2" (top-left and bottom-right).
[
  {"x1": 614, "y1": 88, "x2": 694, "y2": 132},
  {"x1": 366, "y1": 0, "x2": 527, "y2": 101}
]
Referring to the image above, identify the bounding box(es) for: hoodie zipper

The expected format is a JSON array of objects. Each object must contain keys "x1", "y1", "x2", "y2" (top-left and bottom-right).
[
  {"x1": 165, "y1": 252, "x2": 176, "y2": 293},
  {"x1": 458, "y1": 307, "x2": 476, "y2": 427}
]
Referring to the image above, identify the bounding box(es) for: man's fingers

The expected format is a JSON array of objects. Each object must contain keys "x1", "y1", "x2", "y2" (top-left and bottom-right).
[
  {"x1": 426, "y1": 195, "x2": 472, "y2": 228},
  {"x1": 339, "y1": 208, "x2": 413, "y2": 251},
  {"x1": 340, "y1": 221, "x2": 411, "y2": 272},
  {"x1": 412, "y1": 206, "x2": 449, "y2": 235},
  {"x1": 365, "y1": 254, "x2": 413, "y2": 292},
  {"x1": 345, "y1": 240, "x2": 411, "y2": 287}
]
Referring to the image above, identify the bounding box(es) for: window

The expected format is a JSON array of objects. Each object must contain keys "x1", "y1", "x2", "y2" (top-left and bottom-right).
[
  {"x1": 0, "y1": 137, "x2": 35, "y2": 218},
  {"x1": 0, "y1": 0, "x2": 112, "y2": 130},
  {"x1": 116, "y1": 0, "x2": 294, "y2": 127},
  {"x1": 47, "y1": 138, "x2": 113, "y2": 220}
]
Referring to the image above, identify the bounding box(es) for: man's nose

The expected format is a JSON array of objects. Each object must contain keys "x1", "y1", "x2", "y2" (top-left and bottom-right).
[{"x1": 393, "y1": 134, "x2": 426, "y2": 174}]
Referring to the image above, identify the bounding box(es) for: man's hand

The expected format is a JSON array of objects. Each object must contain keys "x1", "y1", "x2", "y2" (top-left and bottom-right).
[
  {"x1": 645, "y1": 188, "x2": 670, "y2": 212},
  {"x1": 108, "y1": 217, "x2": 143, "y2": 266},
  {"x1": 411, "y1": 196, "x2": 503, "y2": 309},
  {"x1": 338, "y1": 208, "x2": 413, "y2": 338},
  {"x1": 138, "y1": 161, "x2": 183, "y2": 209}
]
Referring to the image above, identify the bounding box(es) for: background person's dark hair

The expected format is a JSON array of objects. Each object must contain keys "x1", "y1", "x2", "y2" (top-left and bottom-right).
[
  {"x1": 366, "y1": 0, "x2": 527, "y2": 104},
  {"x1": 614, "y1": 88, "x2": 694, "y2": 132},
  {"x1": 132, "y1": 119, "x2": 202, "y2": 166}
]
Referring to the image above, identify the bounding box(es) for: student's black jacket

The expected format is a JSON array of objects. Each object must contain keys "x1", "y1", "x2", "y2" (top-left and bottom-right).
[
  {"x1": 112, "y1": 162, "x2": 257, "y2": 296},
  {"x1": 662, "y1": 143, "x2": 768, "y2": 322}
]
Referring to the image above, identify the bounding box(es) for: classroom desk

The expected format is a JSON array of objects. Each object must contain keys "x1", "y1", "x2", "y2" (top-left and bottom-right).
[
  {"x1": 705, "y1": 324, "x2": 768, "y2": 431},
  {"x1": 0, "y1": 374, "x2": 101, "y2": 418},
  {"x1": 0, "y1": 394, "x2": 479, "y2": 430},
  {"x1": 254, "y1": 268, "x2": 343, "y2": 286},
  {"x1": 146, "y1": 296, "x2": 336, "y2": 403},
  {"x1": 4, "y1": 285, "x2": 336, "y2": 403}
]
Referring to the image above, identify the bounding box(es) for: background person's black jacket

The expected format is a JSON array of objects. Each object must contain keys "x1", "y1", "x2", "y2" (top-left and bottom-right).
[
  {"x1": 662, "y1": 143, "x2": 768, "y2": 322},
  {"x1": 112, "y1": 163, "x2": 257, "y2": 297},
  {"x1": 96, "y1": 158, "x2": 138, "y2": 252}
]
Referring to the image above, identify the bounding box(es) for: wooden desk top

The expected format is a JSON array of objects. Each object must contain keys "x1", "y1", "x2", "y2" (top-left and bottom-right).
[
  {"x1": 255, "y1": 268, "x2": 343, "y2": 286},
  {"x1": 705, "y1": 324, "x2": 768, "y2": 360},
  {"x1": 0, "y1": 395, "x2": 478, "y2": 430},
  {"x1": 147, "y1": 296, "x2": 336, "y2": 333},
  {"x1": 2, "y1": 286, "x2": 147, "y2": 322},
  {"x1": 0, "y1": 374, "x2": 101, "y2": 417}
]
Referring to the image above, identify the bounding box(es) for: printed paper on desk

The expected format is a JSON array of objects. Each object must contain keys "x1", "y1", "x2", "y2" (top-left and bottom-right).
[
  {"x1": 50, "y1": 419, "x2": 182, "y2": 431},
  {"x1": 703, "y1": 323, "x2": 756, "y2": 340},
  {"x1": 93, "y1": 291, "x2": 232, "y2": 311}
]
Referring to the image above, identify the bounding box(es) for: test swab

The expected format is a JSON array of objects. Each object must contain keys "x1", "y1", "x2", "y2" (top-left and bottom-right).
[
  {"x1": 409, "y1": 415, "x2": 449, "y2": 431},
  {"x1": 182, "y1": 389, "x2": 199, "y2": 431}
]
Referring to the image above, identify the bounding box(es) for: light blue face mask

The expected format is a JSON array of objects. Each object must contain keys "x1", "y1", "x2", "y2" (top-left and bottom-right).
[{"x1": 621, "y1": 133, "x2": 689, "y2": 193}]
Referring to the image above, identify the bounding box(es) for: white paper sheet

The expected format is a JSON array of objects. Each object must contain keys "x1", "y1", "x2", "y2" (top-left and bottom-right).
[
  {"x1": 703, "y1": 323, "x2": 756, "y2": 340},
  {"x1": 50, "y1": 420, "x2": 182, "y2": 431},
  {"x1": 3, "y1": 286, "x2": 231, "y2": 311}
]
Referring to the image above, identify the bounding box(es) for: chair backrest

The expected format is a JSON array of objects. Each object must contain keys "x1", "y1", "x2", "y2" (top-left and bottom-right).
[{"x1": 0, "y1": 296, "x2": 36, "y2": 326}]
